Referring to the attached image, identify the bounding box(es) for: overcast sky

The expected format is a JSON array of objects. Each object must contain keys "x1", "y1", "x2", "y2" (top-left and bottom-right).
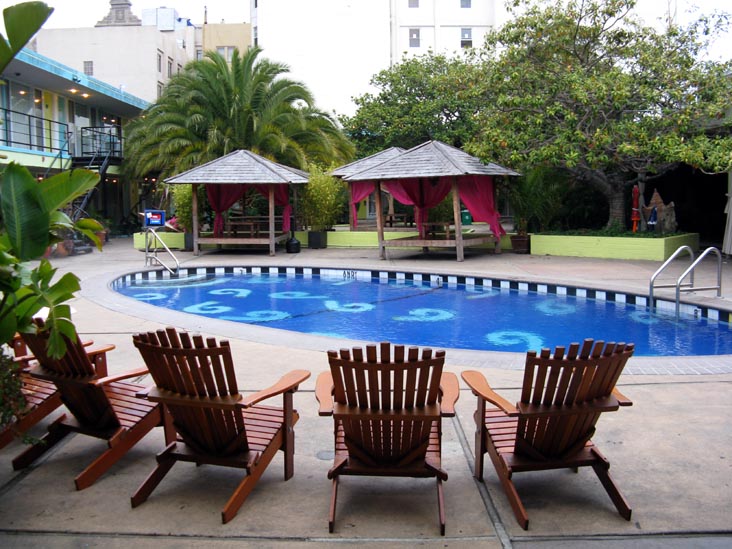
[{"x1": 1, "y1": 0, "x2": 729, "y2": 60}]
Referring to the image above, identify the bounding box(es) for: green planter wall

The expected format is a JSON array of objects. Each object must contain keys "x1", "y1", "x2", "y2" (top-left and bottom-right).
[
  {"x1": 133, "y1": 232, "x2": 192, "y2": 251},
  {"x1": 530, "y1": 233, "x2": 699, "y2": 261}
]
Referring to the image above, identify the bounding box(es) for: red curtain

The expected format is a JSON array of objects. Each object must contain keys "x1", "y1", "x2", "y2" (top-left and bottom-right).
[
  {"x1": 206, "y1": 184, "x2": 245, "y2": 236},
  {"x1": 458, "y1": 175, "x2": 505, "y2": 237},
  {"x1": 349, "y1": 181, "x2": 375, "y2": 228},
  {"x1": 384, "y1": 178, "x2": 452, "y2": 233},
  {"x1": 252, "y1": 184, "x2": 292, "y2": 232}
]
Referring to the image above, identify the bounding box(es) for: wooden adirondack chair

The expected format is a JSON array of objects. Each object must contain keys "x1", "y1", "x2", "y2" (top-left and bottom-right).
[
  {"x1": 461, "y1": 339, "x2": 634, "y2": 530},
  {"x1": 12, "y1": 319, "x2": 166, "y2": 490},
  {"x1": 315, "y1": 342, "x2": 460, "y2": 535},
  {"x1": 131, "y1": 328, "x2": 310, "y2": 524},
  {"x1": 0, "y1": 335, "x2": 62, "y2": 450}
]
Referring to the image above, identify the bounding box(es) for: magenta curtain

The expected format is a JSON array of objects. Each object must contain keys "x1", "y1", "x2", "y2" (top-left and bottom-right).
[
  {"x1": 252, "y1": 184, "x2": 292, "y2": 232},
  {"x1": 206, "y1": 184, "x2": 245, "y2": 236},
  {"x1": 384, "y1": 178, "x2": 452, "y2": 233},
  {"x1": 458, "y1": 175, "x2": 505, "y2": 237},
  {"x1": 349, "y1": 181, "x2": 375, "y2": 228}
]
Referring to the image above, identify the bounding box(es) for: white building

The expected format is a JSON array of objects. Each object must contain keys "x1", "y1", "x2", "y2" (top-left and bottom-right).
[
  {"x1": 32, "y1": 1, "x2": 197, "y2": 103},
  {"x1": 251, "y1": 0, "x2": 502, "y2": 116}
]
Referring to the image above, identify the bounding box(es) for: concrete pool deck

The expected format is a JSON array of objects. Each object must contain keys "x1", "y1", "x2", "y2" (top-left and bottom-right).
[{"x1": 1, "y1": 239, "x2": 731, "y2": 547}]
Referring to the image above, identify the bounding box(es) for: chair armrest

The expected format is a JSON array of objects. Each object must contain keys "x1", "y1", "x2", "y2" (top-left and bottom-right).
[
  {"x1": 241, "y1": 369, "x2": 310, "y2": 407},
  {"x1": 612, "y1": 387, "x2": 633, "y2": 406},
  {"x1": 94, "y1": 367, "x2": 150, "y2": 386},
  {"x1": 439, "y1": 372, "x2": 460, "y2": 417},
  {"x1": 85, "y1": 344, "x2": 115, "y2": 357},
  {"x1": 315, "y1": 371, "x2": 334, "y2": 416},
  {"x1": 461, "y1": 370, "x2": 519, "y2": 416}
]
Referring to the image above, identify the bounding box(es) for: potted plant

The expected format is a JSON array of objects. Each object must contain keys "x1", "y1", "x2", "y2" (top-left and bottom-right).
[{"x1": 301, "y1": 166, "x2": 346, "y2": 249}]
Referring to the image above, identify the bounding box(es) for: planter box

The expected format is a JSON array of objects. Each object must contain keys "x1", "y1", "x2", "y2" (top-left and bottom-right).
[
  {"x1": 133, "y1": 232, "x2": 192, "y2": 251},
  {"x1": 530, "y1": 233, "x2": 700, "y2": 261}
]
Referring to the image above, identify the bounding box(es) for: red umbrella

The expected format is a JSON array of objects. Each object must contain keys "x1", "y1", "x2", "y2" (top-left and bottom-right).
[{"x1": 631, "y1": 185, "x2": 641, "y2": 232}]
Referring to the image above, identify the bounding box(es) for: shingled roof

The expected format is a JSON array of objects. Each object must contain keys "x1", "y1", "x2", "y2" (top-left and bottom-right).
[
  {"x1": 165, "y1": 150, "x2": 309, "y2": 185},
  {"x1": 343, "y1": 140, "x2": 519, "y2": 181},
  {"x1": 330, "y1": 147, "x2": 405, "y2": 178}
]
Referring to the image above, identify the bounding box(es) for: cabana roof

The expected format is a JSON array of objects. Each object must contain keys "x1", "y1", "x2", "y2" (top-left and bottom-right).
[
  {"x1": 344, "y1": 140, "x2": 520, "y2": 181},
  {"x1": 330, "y1": 147, "x2": 405, "y2": 178},
  {"x1": 165, "y1": 149, "x2": 309, "y2": 185}
]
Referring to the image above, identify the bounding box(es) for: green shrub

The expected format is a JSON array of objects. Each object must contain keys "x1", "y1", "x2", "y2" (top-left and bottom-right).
[{"x1": 302, "y1": 167, "x2": 347, "y2": 231}]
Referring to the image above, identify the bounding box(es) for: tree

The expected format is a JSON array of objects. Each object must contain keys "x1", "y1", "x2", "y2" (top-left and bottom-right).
[
  {"x1": 467, "y1": 0, "x2": 732, "y2": 226},
  {"x1": 124, "y1": 46, "x2": 354, "y2": 180},
  {"x1": 341, "y1": 52, "x2": 486, "y2": 157}
]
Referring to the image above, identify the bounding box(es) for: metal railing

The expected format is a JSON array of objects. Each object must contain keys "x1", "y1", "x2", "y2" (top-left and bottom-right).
[
  {"x1": 649, "y1": 245, "x2": 723, "y2": 318},
  {"x1": 0, "y1": 106, "x2": 70, "y2": 154},
  {"x1": 80, "y1": 126, "x2": 121, "y2": 157},
  {"x1": 144, "y1": 228, "x2": 179, "y2": 275}
]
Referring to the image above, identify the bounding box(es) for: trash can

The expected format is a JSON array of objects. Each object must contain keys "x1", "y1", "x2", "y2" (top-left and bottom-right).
[{"x1": 461, "y1": 209, "x2": 472, "y2": 225}]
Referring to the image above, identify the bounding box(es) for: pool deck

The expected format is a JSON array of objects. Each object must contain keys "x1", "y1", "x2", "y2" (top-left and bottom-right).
[{"x1": 1, "y1": 240, "x2": 731, "y2": 547}]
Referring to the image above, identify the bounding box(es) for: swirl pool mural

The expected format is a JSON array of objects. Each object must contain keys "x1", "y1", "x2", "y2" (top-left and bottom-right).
[{"x1": 113, "y1": 269, "x2": 732, "y2": 356}]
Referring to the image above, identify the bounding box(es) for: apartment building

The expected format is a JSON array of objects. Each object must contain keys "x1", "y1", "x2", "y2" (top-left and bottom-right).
[
  {"x1": 0, "y1": 47, "x2": 148, "y2": 230},
  {"x1": 251, "y1": 0, "x2": 501, "y2": 116}
]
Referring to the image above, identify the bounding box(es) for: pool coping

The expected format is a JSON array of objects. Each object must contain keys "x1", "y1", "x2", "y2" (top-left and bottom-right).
[{"x1": 98, "y1": 264, "x2": 732, "y2": 376}]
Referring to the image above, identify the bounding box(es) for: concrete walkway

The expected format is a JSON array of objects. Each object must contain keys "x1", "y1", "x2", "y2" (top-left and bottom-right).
[{"x1": 1, "y1": 239, "x2": 730, "y2": 548}]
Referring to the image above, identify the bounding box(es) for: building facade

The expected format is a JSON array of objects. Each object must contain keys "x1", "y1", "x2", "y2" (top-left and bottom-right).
[
  {"x1": 251, "y1": 0, "x2": 502, "y2": 116},
  {"x1": 0, "y1": 48, "x2": 147, "y2": 232}
]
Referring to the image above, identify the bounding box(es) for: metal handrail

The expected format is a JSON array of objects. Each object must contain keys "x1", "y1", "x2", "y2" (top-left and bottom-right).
[
  {"x1": 649, "y1": 245, "x2": 695, "y2": 309},
  {"x1": 674, "y1": 247, "x2": 722, "y2": 318},
  {"x1": 144, "y1": 228, "x2": 179, "y2": 275}
]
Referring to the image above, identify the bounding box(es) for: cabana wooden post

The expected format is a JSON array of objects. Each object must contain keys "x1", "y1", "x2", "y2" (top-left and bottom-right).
[
  {"x1": 340, "y1": 141, "x2": 520, "y2": 262},
  {"x1": 166, "y1": 150, "x2": 308, "y2": 256}
]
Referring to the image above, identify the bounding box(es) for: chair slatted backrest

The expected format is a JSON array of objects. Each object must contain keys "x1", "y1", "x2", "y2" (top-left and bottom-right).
[
  {"x1": 327, "y1": 342, "x2": 445, "y2": 466},
  {"x1": 133, "y1": 328, "x2": 247, "y2": 457},
  {"x1": 516, "y1": 339, "x2": 634, "y2": 460},
  {"x1": 21, "y1": 318, "x2": 118, "y2": 430}
]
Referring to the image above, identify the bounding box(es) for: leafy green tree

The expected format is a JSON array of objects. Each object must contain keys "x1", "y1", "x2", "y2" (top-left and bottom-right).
[
  {"x1": 468, "y1": 0, "x2": 732, "y2": 226},
  {"x1": 341, "y1": 53, "x2": 486, "y2": 156},
  {"x1": 124, "y1": 46, "x2": 354, "y2": 181}
]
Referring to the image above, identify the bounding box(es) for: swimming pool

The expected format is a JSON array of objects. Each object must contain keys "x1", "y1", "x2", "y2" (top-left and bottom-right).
[{"x1": 112, "y1": 266, "x2": 732, "y2": 357}]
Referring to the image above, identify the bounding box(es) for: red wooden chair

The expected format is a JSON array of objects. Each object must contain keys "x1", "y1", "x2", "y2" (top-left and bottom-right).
[
  {"x1": 131, "y1": 328, "x2": 310, "y2": 523},
  {"x1": 315, "y1": 342, "x2": 459, "y2": 535},
  {"x1": 461, "y1": 339, "x2": 634, "y2": 529},
  {"x1": 12, "y1": 319, "x2": 167, "y2": 490},
  {"x1": 0, "y1": 335, "x2": 62, "y2": 450}
]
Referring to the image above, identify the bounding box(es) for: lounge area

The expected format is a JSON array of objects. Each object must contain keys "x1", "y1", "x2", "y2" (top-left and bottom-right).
[{"x1": 1, "y1": 242, "x2": 731, "y2": 546}]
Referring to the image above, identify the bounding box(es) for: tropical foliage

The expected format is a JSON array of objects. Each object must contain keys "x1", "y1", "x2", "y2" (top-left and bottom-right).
[
  {"x1": 1, "y1": 2, "x2": 103, "y2": 432},
  {"x1": 124, "y1": 46, "x2": 354, "y2": 181},
  {"x1": 301, "y1": 165, "x2": 347, "y2": 231}
]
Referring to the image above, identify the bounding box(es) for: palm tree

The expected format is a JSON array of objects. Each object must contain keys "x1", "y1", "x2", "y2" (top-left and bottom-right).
[{"x1": 124, "y1": 47, "x2": 354, "y2": 179}]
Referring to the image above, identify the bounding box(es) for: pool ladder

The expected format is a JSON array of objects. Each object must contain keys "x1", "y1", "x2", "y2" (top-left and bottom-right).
[
  {"x1": 144, "y1": 228, "x2": 180, "y2": 275},
  {"x1": 649, "y1": 245, "x2": 722, "y2": 318}
]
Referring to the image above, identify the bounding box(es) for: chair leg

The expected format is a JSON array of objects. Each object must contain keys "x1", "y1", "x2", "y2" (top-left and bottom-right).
[
  {"x1": 75, "y1": 412, "x2": 159, "y2": 490},
  {"x1": 436, "y1": 478, "x2": 446, "y2": 536},
  {"x1": 474, "y1": 428, "x2": 485, "y2": 480},
  {"x1": 329, "y1": 477, "x2": 339, "y2": 533},
  {"x1": 12, "y1": 415, "x2": 69, "y2": 470},
  {"x1": 499, "y1": 472, "x2": 529, "y2": 530},
  {"x1": 131, "y1": 444, "x2": 177, "y2": 508},
  {"x1": 592, "y1": 462, "x2": 632, "y2": 521}
]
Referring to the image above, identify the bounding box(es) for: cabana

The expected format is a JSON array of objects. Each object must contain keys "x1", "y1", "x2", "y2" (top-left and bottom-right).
[
  {"x1": 342, "y1": 141, "x2": 519, "y2": 262},
  {"x1": 165, "y1": 150, "x2": 308, "y2": 256}
]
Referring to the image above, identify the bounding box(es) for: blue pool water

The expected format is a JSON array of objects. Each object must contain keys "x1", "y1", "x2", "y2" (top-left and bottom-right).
[{"x1": 114, "y1": 270, "x2": 732, "y2": 357}]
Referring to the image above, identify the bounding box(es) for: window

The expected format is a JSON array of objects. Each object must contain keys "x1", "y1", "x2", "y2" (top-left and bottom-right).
[
  {"x1": 461, "y1": 28, "x2": 472, "y2": 49},
  {"x1": 157, "y1": 82, "x2": 164, "y2": 98},
  {"x1": 83, "y1": 60, "x2": 93, "y2": 76},
  {"x1": 157, "y1": 50, "x2": 163, "y2": 73},
  {"x1": 409, "y1": 0, "x2": 419, "y2": 7},
  {"x1": 177, "y1": 64, "x2": 182, "y2": 74},
  {"x1": 253, "y1": 26, "x2": 258, "y2": 47},
  {"x1": 461, "y1": 0, "x2": 471, "y2": 7},
  {"x1": 409, "y1": 28, "x2": 420, "y2": 48},
  {"x1": 195, "y1": 48, "x2": 203, "y2": 61},
  {"x1": 167, "y1": 57, "x2": 173, "y2": 78},
  {"x1": 217, "y1": 46, "x2": 235, "y2": 62}
]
